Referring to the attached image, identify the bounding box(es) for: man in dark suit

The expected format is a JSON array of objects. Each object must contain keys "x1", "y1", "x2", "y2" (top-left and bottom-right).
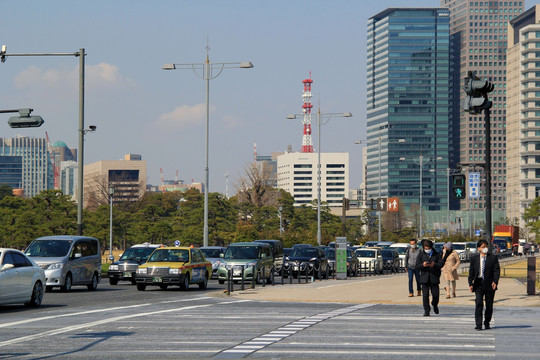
[
  {"x1": 415, "y1": 239, "x2": 444, "y2": 316},
  {"x1": 468, "y1": 239, "x2": 500, "y2": 330}
]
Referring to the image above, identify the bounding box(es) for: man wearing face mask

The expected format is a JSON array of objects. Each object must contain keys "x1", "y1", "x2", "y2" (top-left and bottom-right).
[
  {"x1": 404, "y1": 238, "x2": 421, "y2": 297},
  {"x1": 468, "y1": 239, "x2": 500, "y2": 330},
  {"x1": 415, "y1": 239, "x2": 444, "y2": 316}
]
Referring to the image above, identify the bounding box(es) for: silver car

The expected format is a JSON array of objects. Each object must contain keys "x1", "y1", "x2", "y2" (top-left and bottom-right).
[
  {"x1": 0, "y1": 248, "x2": 46, "y2": 307},
  {"x1": 25, "y1": 236, "x2": 101, "y2": 292}
]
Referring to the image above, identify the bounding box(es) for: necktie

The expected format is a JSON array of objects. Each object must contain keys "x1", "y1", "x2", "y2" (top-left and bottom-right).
[{"x1": 481, "y1": 256, "x2": 486, "y2": 279}]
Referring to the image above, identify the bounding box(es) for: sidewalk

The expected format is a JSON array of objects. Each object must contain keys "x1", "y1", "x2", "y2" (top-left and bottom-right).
[{"x1": 220, "y1": 273, "x2": 540, "y2": 307}]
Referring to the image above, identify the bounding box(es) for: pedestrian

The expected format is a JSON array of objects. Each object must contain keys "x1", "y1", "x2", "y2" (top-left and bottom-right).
[
  {"x1": 404, "y1": 238, "x2": 421, "y2": 297},
  {"x1": 441, "y1": 242, "x2": 460, "y2": 298},
  {"x1": 415, "y1": 239, "x2": 444, "y2": 316},
  {"x1": 468, "y1": 239, "x2": 500, "y2": 331}
]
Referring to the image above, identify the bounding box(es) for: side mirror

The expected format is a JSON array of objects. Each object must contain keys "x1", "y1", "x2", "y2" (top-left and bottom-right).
[{"x1": 1, "y1": 263, "x2": 15, "y2": 271}]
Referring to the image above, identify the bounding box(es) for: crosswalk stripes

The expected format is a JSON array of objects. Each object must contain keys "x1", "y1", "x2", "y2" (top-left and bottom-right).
[{"x1": 214, "y1": 303, "x2": 374, "y2": 358}]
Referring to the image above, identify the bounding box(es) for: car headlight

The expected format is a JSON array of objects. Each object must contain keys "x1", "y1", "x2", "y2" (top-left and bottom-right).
[
  {"x1": 137, "y1": 268, "x2": 147, "y2": 274},
  {"x1": 109, "y1": 265, "x2": 118, "y2": 271},
  {"x1": 47, "y1": 263, "x2": 63, "y2": 270},
  {"x1": 169, "y1": 268, "x2": 179, "y2": 275},
  {"x1": 218, "y1": 262, "x2": 227, "y2": 269}
]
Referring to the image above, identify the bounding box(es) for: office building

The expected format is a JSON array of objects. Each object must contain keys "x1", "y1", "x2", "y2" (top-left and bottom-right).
[
  {"x1": 442, "y1": 0, "x2": 525, "y2": 212},
  {"x1": 84, "y1": 154, "x2": 146, "y2": 208},
  {"x1": 277, "y1": 152, "x2": 349, "y2": 207},
  {"x1": 507, "y1": 5, "x2": 540, "y2": 227},
  {"x1": 0, "y1": 136, "x2": 52, "y2": 197},
  {"x1": 59, "y1": 160, "x2": 78, "y2": 200},
  {"x1": 366, "y1": 8, "x2": 450, "y2": 215}
]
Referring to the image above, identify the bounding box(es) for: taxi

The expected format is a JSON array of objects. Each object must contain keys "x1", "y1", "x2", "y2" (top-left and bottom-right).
[{"x1": 135, "y1": 246, "x2": 211, "y2": 291}]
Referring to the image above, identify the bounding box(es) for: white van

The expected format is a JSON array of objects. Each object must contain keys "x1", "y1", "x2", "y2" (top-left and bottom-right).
[
  {"x1": 25, "y1": 236, "x2": 101, "y2": 292},
  {"x1": 389, "y1": 243, "x2": 410, "y2": 264}
]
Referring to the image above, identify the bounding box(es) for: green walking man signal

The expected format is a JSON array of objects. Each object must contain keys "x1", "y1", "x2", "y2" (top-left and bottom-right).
[{"x1": 452, "y1": 174, "x2": 466, "y2": 199}]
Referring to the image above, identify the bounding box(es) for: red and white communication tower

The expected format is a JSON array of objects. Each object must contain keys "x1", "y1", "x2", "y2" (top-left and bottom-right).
[{"x1": 301, "y1": 75, "x2": 313, "y2": 153}]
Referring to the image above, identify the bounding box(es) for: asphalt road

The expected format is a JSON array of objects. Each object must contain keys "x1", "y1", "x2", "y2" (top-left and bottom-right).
[{"x1": 1, "y1": 280, "x2": 539, "y2": 359}]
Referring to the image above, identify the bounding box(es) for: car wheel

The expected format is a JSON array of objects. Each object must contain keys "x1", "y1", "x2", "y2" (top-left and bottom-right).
[
  {"x1": 87, "y1": 273, "x2": 98, "y2": 291},
  {"x1": 256, "y1": 272, "x2": 262, "y2": 285},
  {"x1": 109, "y1": 277, "x2": 118, "y2": 285},
  {"x1": 316, "y1": 267, "x2": 321, "y2": 280},
  {"x1": 159, "y1": 285, "x2": 168, "y2": 290},
  {"x1": 199, "y1": 272, "x2": 208, "y2": 289},
  {"x1": 130, "y1": 279, "x2": 136, "y2": 285},
  {"x1": 61, "y1": 273, "x2": 72, "y2": 292},
  {"x1": 25, "y1": 281, "x2": 44, "y2": 308},
  {"x1": 180, "y1": 274, "x2": 190, "y2": 290},
  {"x1": 136, "y1": 284, "x2": 146, "y2": 291}
]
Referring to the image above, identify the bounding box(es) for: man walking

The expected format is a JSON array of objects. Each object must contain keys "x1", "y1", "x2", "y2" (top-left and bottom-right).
[
  {"x1": 404, "y1": 238, "x2": 421, "y2": 297},
  {"x1": 415, "y1": 239, "x2": 443, "y2": 316},
  {"x1": 468, "y1": 239, "x2": 500, "y2": 330}
]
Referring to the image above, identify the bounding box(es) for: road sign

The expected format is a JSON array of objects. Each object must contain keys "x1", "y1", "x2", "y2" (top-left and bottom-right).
[
  {"x1": 376, "y1": 198, "x2": 387, "y2": 211},
  {"x1": 174, "y1": 240, "x2": 180, "y2": 247},
  {"x1": 335, "y1": 237, "x2": 347, "y2": 280},
  {"x1": 387, "y1": 198, "x2": 399, "y2": 212},
  {"x1": 469, "y1": 172, "x2": 480, "y2": 199}
]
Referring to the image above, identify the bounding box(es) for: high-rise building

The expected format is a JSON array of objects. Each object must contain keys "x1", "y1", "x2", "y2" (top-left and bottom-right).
[
  {"x1": 507, "y1": 5, "x2": 540, "y2": 227},
  {"x1": 366, "y1": 8, "x2": 450, "y2": 215},
  {"x1": 255, "y1": 152, "x2": 283, "y2": 188},
  {"x1": 277, "y1": 152, "x2": 349, "y2": 207},
  {"x1": 0, "y1": 136, "x2": 52, "y2": 197},
  {"x1": 442, "y1": 0, "x2": 525, "y2": 212},
  {"x1": 59, "y1": 160, "x2": 78, "y2": 200}
]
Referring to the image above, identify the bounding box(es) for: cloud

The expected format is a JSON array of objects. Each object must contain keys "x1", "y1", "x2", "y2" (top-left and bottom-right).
[
  {"x1": 221, "y1": 115, "x2": 244, "y2": 128},
  {"x1": 13, "y1": 63, "x2": 136, "y2": 92},
  {"x1": 155, "y1": 103, "x2": 215, "y2": 131}
]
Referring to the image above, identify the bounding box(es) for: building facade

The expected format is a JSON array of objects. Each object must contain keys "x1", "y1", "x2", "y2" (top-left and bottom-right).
[
  {"x1": 507, "y1": 5, "x2": 540, "y2": 227},
  {"x1": 442, "y1": 0, "x2": 525, "y2": 212},
  {"x1": 366, "y1": 8, "x2": 450, "y2": 216},
  {"x1": 84, "y1": 154, "x2": 147, "y2": 208},
  {"x1": 59, "y1": 160, "x2": 78, "y2": 200},
  {"x1": 277, "y1": 152, "x2": 349, "y2": 207},
  {"x1": 0, "y1": 136, "x2": 51, "y2": 197}
]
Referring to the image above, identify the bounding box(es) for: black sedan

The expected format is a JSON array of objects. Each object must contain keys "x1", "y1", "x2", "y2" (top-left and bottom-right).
[
  {"x1": 381, "y1": 249, "x2": 400, "y2": 273},
  {"x1": 283, "y1": 246, "x2": 328, "y2": 279}
]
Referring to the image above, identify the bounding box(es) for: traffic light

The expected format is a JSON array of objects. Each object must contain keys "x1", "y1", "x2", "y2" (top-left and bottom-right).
[
  {"x1": 7, "y1": 108, "x2": 44, "y2": 128},
  {"x1": 452, "y1": 174, "x2": 466, "y2": 199},
  {"x1": 463, "y1": 71, "x2": 494, "y2": 115}
]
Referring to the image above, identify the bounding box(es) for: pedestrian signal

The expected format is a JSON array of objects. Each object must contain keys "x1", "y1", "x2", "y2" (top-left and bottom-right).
[{"x1": 452, "y1": 174, "x2": 466, "y2": 199}]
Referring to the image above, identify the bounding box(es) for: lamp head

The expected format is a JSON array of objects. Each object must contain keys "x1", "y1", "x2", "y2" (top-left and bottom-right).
[
  {"x1": 240, "y1": 62, "x2": 253, "y2": 68},
  {"x1": 162, "y1": 64, "x2": 176, "y2": 70}
]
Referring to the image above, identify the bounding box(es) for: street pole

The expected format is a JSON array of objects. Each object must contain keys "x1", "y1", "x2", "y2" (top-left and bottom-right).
[
  {"x1": 378, "y1": 136, "x2": 382, "y2": 243},
  {"x1": 317, "y1": 108, "x2": 322, "y2": 246},
  {"x1": 485, "y1": 108, "x2": 492, "y2": 244},
  {"x1": 447, "y1": 167, "x2": 450, "y2": 236},
  {"x1": 419, "y1": 155, "x2": 423, "y2": 240},
  {"x1": 108, "y1": 187, "x2": 114, "y2": 262}
]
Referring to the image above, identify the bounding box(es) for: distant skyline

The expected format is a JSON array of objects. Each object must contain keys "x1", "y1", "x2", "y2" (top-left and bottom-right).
[{"x1": 1, "y1": 0, "x2": 536, "y2": 194}]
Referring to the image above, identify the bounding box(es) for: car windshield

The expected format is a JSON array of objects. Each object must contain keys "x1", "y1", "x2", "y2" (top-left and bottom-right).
[
  {"x1": 119, "y1": 247, "x2": 155, "y2": 261},
  {"x1": 356, "y1": 250, "x2": 375, "y2": 258},
  {"x1": 290, "y1": 248, "x2": 319, "y2": 258},
  {"x1": 493, "y1": 239, "x2": 506, "y2": 248},
  {"x1": 201, "y1": 248, "x2": 223, "y2": 258},
  {"x1": 393, "y1": 247, "x2": 408, "y2": 255},
  {"x1": 453, "y1": 244, "x2": 465, "y2": 250},
  {"x1": 325, "y1": 249, "x2": 336, "y2": 259},
  {"x1": 381, "y1": 250, "x2": 395, "y2": 258},
  {"x1": 434, "y1": 244, "x2": 444, "y2": 252},
  {"x1": 148, "y1": 249, "x2": 189, "y2": 262},
  {"x1": 224, "y1": 246, "x2": 259, "y2": 260},
  {"x1": 25, "y1": 240, "x2": 73, "y2": 257}
]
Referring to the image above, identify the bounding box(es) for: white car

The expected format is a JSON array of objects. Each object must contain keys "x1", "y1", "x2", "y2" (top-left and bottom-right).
[
  {"x1": 0, "y1": 248, "x2": 46, "y2": 307},
  {"x1": 355, "y1": 247, "x2": 383, "y2": 274},
  {"x1": 389, "y1": 243, "x2": 410, "y2": 266},
  {"x1": 452, "y1": 242, "x2": 472, "y2": 262}
]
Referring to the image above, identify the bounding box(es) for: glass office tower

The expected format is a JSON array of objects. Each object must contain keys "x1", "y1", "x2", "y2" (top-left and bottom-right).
[{"x1": 366, "y1": 8, "x2": 450, "y2": 215}]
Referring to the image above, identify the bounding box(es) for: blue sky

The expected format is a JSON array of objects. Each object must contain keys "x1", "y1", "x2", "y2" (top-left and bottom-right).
[{"x1": 1, "y1": 0, "x2": 536, "y2": 193}]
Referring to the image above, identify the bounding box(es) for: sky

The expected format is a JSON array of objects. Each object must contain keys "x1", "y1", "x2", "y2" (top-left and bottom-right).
[{"x1": 1, "y1": 0, "x2": 536, "y2": 194}]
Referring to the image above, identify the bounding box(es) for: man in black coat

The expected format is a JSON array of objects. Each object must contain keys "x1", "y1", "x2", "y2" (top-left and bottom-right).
[
  {"x1": 415, "y1": 239, "x2": 444, "y2": 316},
  {"x1": 468, "y1": 239, "x2": 500, "y2": 330}
]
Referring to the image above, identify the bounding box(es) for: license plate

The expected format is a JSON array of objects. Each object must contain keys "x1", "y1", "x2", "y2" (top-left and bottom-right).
[
  {"x1": 123, "y1": 272, "x2": 131, "y2": 278},
  {"x1": 152, "y1": 277, "x2": 162, "y2": 282},
  {"x1": 233, "y1": 270, "x2": 242, "y2": 276}
]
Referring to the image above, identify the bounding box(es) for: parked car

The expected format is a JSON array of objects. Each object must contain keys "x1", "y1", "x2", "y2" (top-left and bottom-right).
[
  {"x1": 108, "y1": 243, "x2": 163, "y2": 285},
  {"x1": 135, "y1": 246, "x2": 211, "y2": 291},
  {"x1": 346, "y1": 248, "x2": 359, "y2": 277},
  {"x1": 323, "y1": 247, "x2": 336, "y2": 275},
  {"x1": 0, "y1": 248, "x2": 45, "y2": 307},
  {"x1": 355, "y1": 247, "x2": 383, "y2": 274},
  {"x1": 467, "y1": 241, "x2": 478, "y2": 255},
  {"x1": 217, "y1": 242, "x2": 273, "y2": 284},
  {"x1": 25, "y1": 235, "x2": 101, "y2": 292},
  {"x1": 381, "y1": 249, "x2": 400, "y2": 273},
  {"x1": 254, "y1": 239, "x2": 284, "y2": 272},
  {"x1": 453, "y1": 242, "x2": 472, "y2": 261},
  {"x1": 284, "y1": 246, "x2": 328, "y2": 279},
  {"x1": 376, "y1": 241, "x2": 394, "y2": 249},
  {"x1": 433, "y1": 242, "x2": 445, "y2": 253},
  {"x1": 200, "y1": 246, "x2": 226, "y2": 279},
  {"x1": 283, "y1": 248, "x2": 292, "y2": 258},
  {"x1": 389, "y1": 243, "x2": 410, "y2": 267},
  {"x1": 363, "y1": 241, "x2": 379, "y2": 247}
]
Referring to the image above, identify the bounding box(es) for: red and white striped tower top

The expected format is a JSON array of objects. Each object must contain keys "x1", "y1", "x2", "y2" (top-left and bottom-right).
[{"x1": 301, "y1": 74, "x2": 313, "y2": 153}]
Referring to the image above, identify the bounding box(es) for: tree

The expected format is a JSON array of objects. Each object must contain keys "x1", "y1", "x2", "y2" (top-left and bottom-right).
[
  {"x1": 0, "y1": 184, "x2": 13, "y2": 201},
  {"x1": 524, "y1": 196, "x2": 540, "y2": 238}
]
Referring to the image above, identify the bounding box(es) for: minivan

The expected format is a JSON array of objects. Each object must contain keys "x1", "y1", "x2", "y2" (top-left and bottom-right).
[
  {"x1": 217, "y1": 242, "x2": 273, "y2": 284},
  {"x1": 254, "y1": 239, "x2": 284, "y2": 271},
  {"x1": 25, "y1": 235, "x2": 101, "y2": 291}
]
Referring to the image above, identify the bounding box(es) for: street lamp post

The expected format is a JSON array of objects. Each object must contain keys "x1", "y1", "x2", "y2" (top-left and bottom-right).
[
  {"x1": 288, "y1": 111, "x2": 352, "y2": 246},
  {"x1": 163, "y1": 50, "x2": 253, "y2": 247},
  {"x1": 1, "y1": 46, "x2": 87, "y2": 235},
  {"x1": 108, "y1": 186, "x2": 114, "y2": 262}
]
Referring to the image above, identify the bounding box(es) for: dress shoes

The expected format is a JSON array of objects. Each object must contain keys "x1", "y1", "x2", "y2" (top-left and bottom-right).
[
  {"x1": 417, "y1": 290, "x2": 422, "y2": 296},
  {"x1": 475, "y1": 326, "x2": 482, "y2": 331},
  {"x1": 423, "y1": 312, "x2": 430, "y2": 317},
  {"x1": 433, "y1": 305, "x2": 439, "y2": 314},
  {"x1": 409, "y1": 293, "x2": 414, "y2": 297},
  {"x1": 484, "y1": 324, "x2": 491, "y2": 330}
]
